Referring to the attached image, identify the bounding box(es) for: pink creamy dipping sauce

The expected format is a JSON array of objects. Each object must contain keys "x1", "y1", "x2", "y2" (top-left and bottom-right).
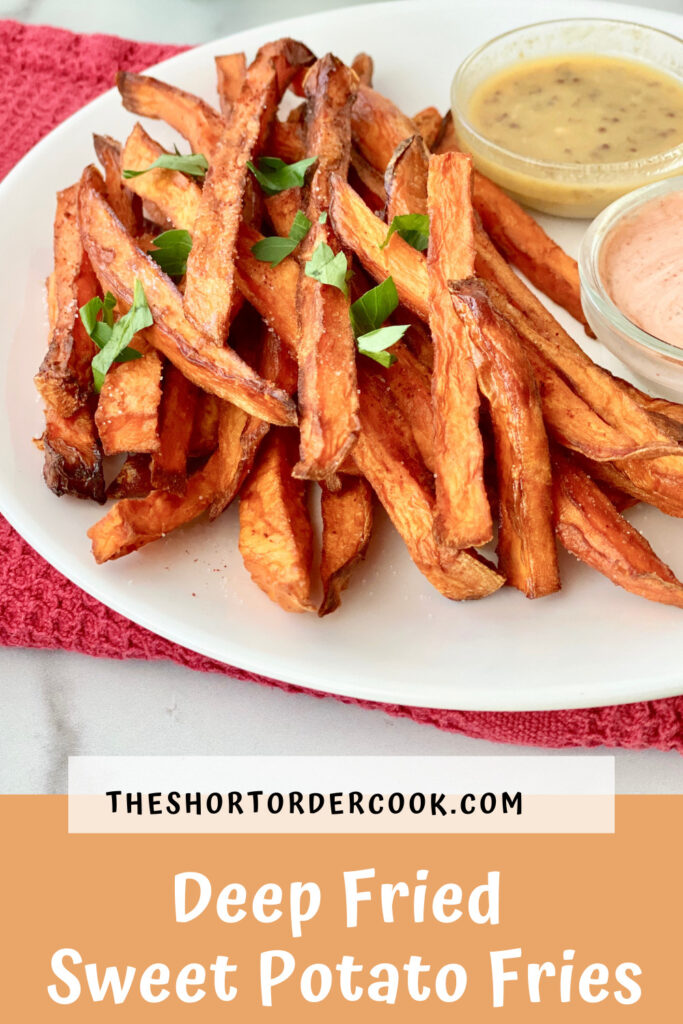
[{"x1": 600, "y1": 191, "x2": 683, "y2": 348}]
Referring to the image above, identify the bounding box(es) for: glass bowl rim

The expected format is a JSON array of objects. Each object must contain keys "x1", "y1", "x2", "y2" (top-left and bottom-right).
[
  {"x1": 452, "y1": 17, "x2": 683, "y2": 179},
  {"x1": 579, "y1": 174, "x2": 683, "y2": 363}
]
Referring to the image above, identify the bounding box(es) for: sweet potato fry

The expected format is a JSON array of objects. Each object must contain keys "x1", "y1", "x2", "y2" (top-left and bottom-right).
[
  {"x1": 294, "y1": 54, "x2": 360, "y2": 482},
  {"x1": 349, "y1": 147, "x2": 386, "y2": 210},
  {"x1": 184, "y1": 39, "x2": 313, "y2": 344},
  {"x1": 189, "y1": 391, "x2": 221, "y2": 457},
  {"x1": 351, "y1": 53, "x2": 373, "y2": 87},
  {"x1": 268, "y1": 118, "x2": 306, "y2": 162},
  {"x1": 436, "y1": 110, "x2": 589, "y2": 330},
  {"x1": 384, "y1": 134, "x2": 429, "y2": 221},
  {"x1": 428, "y1": 153, "x2": 491, "y2": 549},
  {"x1": 330, "y1": 176, "x2": 683, "y2": 461},
  {"x1": 215, "y1": 53, "x2": 247, "y2": 116},
  {"x1": 355, "y1": 367, "x2": 503, "y2": 599},
  {"x1": 384, "y1": 342, "x2": 435, "y2": 471},
  {"x1": 234, "y1": 225, "x2": 300, "y2": 353},
  {"x1": 41, "y1": 405, "x2": 105, "y2": 503},
  {"x1": 89, "y1": 451, "x2": 221, "y2": 562},
  {"x1": 35, "y1": 184, "x2": 98, "y2": 416},
  {"x1": 78, "y1": 166, "x2": 297, "y2": 426},
  {"x1": 319, "y1": 475, "x2": 373, "y2": 615},
  {"x1": 471, "y1": 173, "x2": 587, "y2": 330},
  {"x1": 121, "y1": 123, "x2": 202, "y2": 232},
  {"x1": 116, "y1": 71, "x2": 226, "y2": 158},
  {"x1": 451, "y1": 279, "x2": 559, "y2": 598},
  {"x1": 150, "y1": 363, "x2": 198, "y2": 493},
  {"x1": 107, "y1": 454, "x2": 152, "y2": 500},
  {"x1": 93, "y1": 134, "x2": 142, "y2": 235},
  {"x1": 329, "y1": 175, "x2": 429, "y2": 318},
  {"x1": 412, "y1": 106, "x2": 442, "y2": 149},
  {"x1": 239, "y1": 428, "x2": 315, "y2": 613},
  {"x1": 351, "y1": 84, "x2": 416, "y2": 172},
  {"x1": 481, "y1": 278, "x2": 658, "y2": 461},
  {"x1": 579, "y1": 457, "x2": 683, "y2": 519},
  {"x1": 94, "y1": 343, "x2": 163, "y2": 455},
  {"x1": 553, "y1": 451, "x2": 683, "y2": 609},
  {"x1": 473, "y1": 226, "x2": 683, "y2": 456},
  {"x1": 209, "y1": 327, "x2": 298, "y2": 520}
]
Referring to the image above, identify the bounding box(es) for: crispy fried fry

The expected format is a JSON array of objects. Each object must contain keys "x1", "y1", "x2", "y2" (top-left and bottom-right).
[
  {"x1": 472, "y1": 174, "x2": 587, "y2": 329},
  {"x1": 189, "y1": 391, "x2": 221, "y2": 457},
  {"x1": 93, "y1": 134, "x2": 142, "y2": 235},
  {"x1": 268, "y1": 118, "x2": 306, "y2": 162},
  {"x1": 473, "y1": 226, "x2": 683, "y2": 456},
  {"x1": 451, "y1": 279, "x2": 559, "y2": 597},
  {"x1": 107, "y1": 454, "x2": 153, "y2": 500},
  {"x1": 35, "y1": 184, "x2": 98, "y2": 416},
  {"x1": 116, "y1": 71, "x2": 225, "y2": 157},
  {"x1": 234, "y1": 224, "x2": 300, "y2": 353},
  {"x1": 349, "y1": 148, "x2": 385, "y2": 209},
  {"x1": 294, "y1": 54, "x2": 359, "y2": 482},
  {"x1": 329, "y1": 175, "x2": 429, "y2": 318},
  {"x1": 78, "y1": 166, "x2": 297, "y2": 426},
  {"x1": 412, "y1": 106, "x2": 442, "y2": 149},
  {"x1": 215, "y1": 52, "x2": 247, "y2": 116},
  {"x1": 210, "y1": 327, "x2": 298, "y2": 520},
  {"x1": 89, "y1": 451, "x2": 220, "y2": 562},
  {"x1": 94, "y1": 343, "x2": 163, "y2": 455},
  {"x1": 384, "y1": 134, "x2": 429, "y2": 221},
  {"x1": 481, "y1": 278, "x2": 657, "y2": 461},
  {"x1": 428, "y1": 153, "x2": 491, "y2": 549},
  {"x1": 553, "y1": 451, "x2": 683, "y2": 609},
  {"x1": 184, "y1": 39, "x2": 313, "y2": 344},
  {"x1": 351, "y1": 52, "x2": 373, "y2": 86},
  {"x1": 319, "y1": 475, "x2": 373, "y2": 615},
  {"x1": 434, "y1": 112, "x2": 588, "y2": 330},
  {"x1": 239, "y1": 428, "x2": 315, "y2": 613},
  {"x1": 41, "y1": 405, "x2": 105, "y2": 503},
  {"x1": 355, "y1": 367, "x2": 504, "y2": 599},
  {"x1": 579, "y1": 457, "x2": 683, "y2": 519},
  {"x1": 121, "y1": 123, "x2": 202, "y2": 232},
  {"x1": 330, "y1": 176, "x2": 683, "y2": 461},
  {"x1": 384, "y1": 341, "x2": 436, "y2": 470},
  {"x1": 150, "y1": 363, "x2": 198, "y2": 493},
  {"x1": 264, "y1": 188, "x2": 300, "y2": 236},
  {"x1": 351, "y1": 84, "x2": 416, "y2": 172}
]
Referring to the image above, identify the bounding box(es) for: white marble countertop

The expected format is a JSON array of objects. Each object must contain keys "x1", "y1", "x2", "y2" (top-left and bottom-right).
[{"x1": 1, "y1": 0, "x2": 682, "y2": 794}]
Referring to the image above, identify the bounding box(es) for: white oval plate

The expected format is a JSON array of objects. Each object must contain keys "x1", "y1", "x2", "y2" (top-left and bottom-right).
[{"x1": 2, "y1": 0, "x2": 682, "y2": 712}]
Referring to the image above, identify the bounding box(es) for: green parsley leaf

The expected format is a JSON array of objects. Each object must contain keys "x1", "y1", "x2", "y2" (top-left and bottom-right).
[
  {"x1": 148, "y1": 229, "x2": 193, "y2": 278},
  {"x1": 247, "y1": 156, "x2": 317, "y2": 196},
  {"x1": 122, "y1": 152, "x2": 209, "y2": 179},
  {"x1": 251, "y1": 210, "x2": 312, "y2": 267},
  {"x1": 318, "y1": 212, "x2": 328, "y2": 224},
  {"x1": 380, "y1": 213, "x2": 430, "y2": 252},
  {"x1": 349, "y1": 276, "x2": 399, "y2": 337},
  {"x1": 88, "y1": 280, "x2": 152, "y2": 392},
  {"x1": 356, "y1": 324, "x2": 408, "y2": 367},
  {"x1": 288, "y1": 210, "x2": 313, "y2": 245},
  {"x1": 304, "y1": 242, "x2": 349, "y2": 296}
]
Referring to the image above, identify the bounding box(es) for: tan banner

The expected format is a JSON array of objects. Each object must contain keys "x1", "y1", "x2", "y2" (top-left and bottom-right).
[{"x1": 3, "y1": 796, "x2": 681, "y2": 1018}]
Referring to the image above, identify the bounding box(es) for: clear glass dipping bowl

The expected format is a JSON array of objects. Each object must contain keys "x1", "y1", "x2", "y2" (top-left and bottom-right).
[
  {"x1": 451, "y1": 18, "x2": 683, "y2": 218},
  {"x1": 579, "y1": 175, "x2": 683, "y2": 401}
]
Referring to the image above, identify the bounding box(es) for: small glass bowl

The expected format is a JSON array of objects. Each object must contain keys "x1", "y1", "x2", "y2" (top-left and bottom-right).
[
  {"x1": 451, "y1": 18, "x2": 683, "y2": 218},
  {"x1": 579, "y1": 175, "x2": 683, "y2": 400}
]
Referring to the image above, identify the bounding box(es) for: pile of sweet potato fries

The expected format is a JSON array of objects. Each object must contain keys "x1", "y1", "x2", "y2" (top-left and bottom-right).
[{"x1": 34, "y1": 38, "x2": 683, "y2": 615}]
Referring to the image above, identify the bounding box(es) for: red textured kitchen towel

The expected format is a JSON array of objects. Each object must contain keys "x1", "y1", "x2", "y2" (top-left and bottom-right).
[{"x1": 1, "y1": 19, "x2": 682, "y2": 753}]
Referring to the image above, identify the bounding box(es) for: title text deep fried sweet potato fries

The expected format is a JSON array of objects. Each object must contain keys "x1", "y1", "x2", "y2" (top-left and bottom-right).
[{"x1": 34, "y1": 40, "x2": 683, "y2": 617}]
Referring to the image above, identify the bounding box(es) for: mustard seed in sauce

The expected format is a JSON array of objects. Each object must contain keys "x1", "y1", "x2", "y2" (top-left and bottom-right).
[{"x1": 468, "y1": 54, "x2": 683, "y2": 165}]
